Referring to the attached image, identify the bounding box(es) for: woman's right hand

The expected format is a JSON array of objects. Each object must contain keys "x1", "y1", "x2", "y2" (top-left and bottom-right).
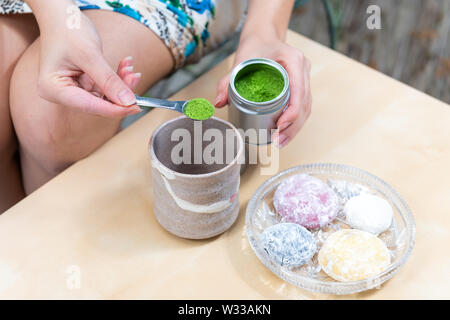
[{"x1": 33, "y1": 3, "x2": 141, "y2": 118}]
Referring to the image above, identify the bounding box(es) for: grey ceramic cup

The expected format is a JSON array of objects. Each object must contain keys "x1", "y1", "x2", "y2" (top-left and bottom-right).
[{"x1": 150, "y1": 116, "x2": 244, "y2": 239}]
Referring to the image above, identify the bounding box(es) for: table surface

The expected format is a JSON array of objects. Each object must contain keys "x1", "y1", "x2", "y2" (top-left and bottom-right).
[{"x1": 1, "y1": 31, "x2": 449, "y2": 299}]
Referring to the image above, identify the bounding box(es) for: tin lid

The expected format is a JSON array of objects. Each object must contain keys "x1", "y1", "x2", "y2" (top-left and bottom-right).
[{"x1": 228, "y1": 58, "x2": 290, "y2": 113}]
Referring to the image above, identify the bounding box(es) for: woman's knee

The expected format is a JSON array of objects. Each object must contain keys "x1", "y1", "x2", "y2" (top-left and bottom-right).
[
  {"x1": 10, "y1": 90, "x2": 117, "y2": 176},
  {"x1": 10, "y1": 96, "x2": 113, "y2": 176},
  {"x1": 10, "y1": 99, "x2": 75, "y2": 176},
  {"x1": 9, "y1": 44, "x2": 117, "y2": 176}
]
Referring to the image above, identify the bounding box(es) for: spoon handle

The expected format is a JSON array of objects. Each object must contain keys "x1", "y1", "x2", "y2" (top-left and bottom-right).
[{"x1": 135, "y1": 95, "x2": 185, "y2": 113}]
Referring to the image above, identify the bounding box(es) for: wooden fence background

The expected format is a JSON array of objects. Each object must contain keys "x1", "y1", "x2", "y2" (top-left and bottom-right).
[{"x1": 289, "y1": 0, "x2": 450, "y2": 103}]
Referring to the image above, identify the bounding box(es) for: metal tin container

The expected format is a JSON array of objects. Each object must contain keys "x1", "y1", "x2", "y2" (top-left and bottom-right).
[{"x1": 228, "y1": 58, "x2": 290, "y2": 145}]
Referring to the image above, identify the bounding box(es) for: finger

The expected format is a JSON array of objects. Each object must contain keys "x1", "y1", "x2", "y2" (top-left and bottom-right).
[
  {"x1": 306, "y1": 58, "x2": 312, "y2": 74},
  {"x1": 272, "y1": 99, "x2": 310, "y2": 148},
  {"x1": 107, "y1": 57, "x2": 135, "y2": 98},
  {"x1": 121, "y1": 56, "x2": 133, "y2": 69},
  {"x1": 117, "y1": 56, "x2": 133, "y2": 78},
  {"x1": 118, "y1": 65, "x2": 134, "y2": 79},
  {"x1": 81, "y1": 53, "x2": 136, "y2": 106},
  {"x1": 278, "y1": 99, "x2": 311, "y2": 147},
  {"x1": 303, "y1": 59, "x2": 312, "y2": 117},
  {"x1": 131, "y1": 73, "x2": 142, "y2": 90},
  {"x1": 286, "y1": 92, "x2": 311, "y2": 138},
  {"x1": 80, "y1": 58, "x2": 138, "y2": 101},
  {"x1": 296, "y1": 60, "x2": 311, "y2": 121},
  {"x1": 118, "y1": 59, "x2": 134, "y2": 80},
  {"x1": 274, "y1": 84, "x2": 312, "y2": 148},
  {"x1": 78, "y1": 73, "x2": 95, "y2": 92},
  {"x1": 300, "y1": 60, "x2": 312, "y2": 121},
  {"x1": 76, "y1": 73, "x2": 103, "y2": 99},
  {"x1": 215, "y1": 73, "x2": 230, "y2": 108},
  {"x1": 123, "y1": 72, "x2": 141, "y2": 90},
  {"x1": 276, "y1": 55, "x2": 308, "y2": 130},
  {"x1": 82, "y1": 72, "x2": 136, "y2": 100},
  {"x1": 273, "y1": 60, "x2": 312, "y2": 148},
  {"x1": 54, "y1": 84, "x2": 141, "y2": 118},
  {"x1": 271, "y1": 129, "x2": 290, "y2": 149},
  {"x1": 90, "y1": 71, "x2": 140, "y2": 104}
]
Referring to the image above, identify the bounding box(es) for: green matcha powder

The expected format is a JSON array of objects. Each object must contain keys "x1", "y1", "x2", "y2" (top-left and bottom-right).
[
  {"x1": 184, "y1": 98, "x2": 215, "y2": 120},
  {"x1": 235, "y1": 66, "x2": 284, "y2": 102}
]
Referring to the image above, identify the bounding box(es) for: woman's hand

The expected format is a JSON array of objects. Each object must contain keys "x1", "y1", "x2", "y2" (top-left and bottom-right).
[
  {"x1": 215, "y1": 33, "x2": 312, "y2": 148},
  {"x1": 33, "y1": 4, "x2": 141, "y2": 118},
  {"x1": 215, "y1": 0, "x2": 311, "y2": 148}
]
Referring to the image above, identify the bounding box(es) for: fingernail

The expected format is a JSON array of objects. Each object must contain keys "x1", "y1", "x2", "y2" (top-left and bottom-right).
[
  {"x1": 119, "y1": 89, "x2": 136, "y2": 106},
  {"x1": 124, "y1": 66, "x2": 134, "y2": 73},
  {"x1": 279, "y1": 137, "x2": 291, "y2": 148},
  {"x1": 132, "y1": 73, "x2": 142, "y2": 88},
  {"x1": 214, "y1": 94, "x2": 223, "y2": 106},
  {"x1": 128, "y1": 105, "x2": 142, "y2": 114},
  {"x1": 278, "y1": 122, "x2": 292, "y2": 132},
  {"x1": 275, "y1": 134, "x2": 289, "y2": 149},
  {"x1": 124, "y1": 56, "x2": 133, "y2": 67}
]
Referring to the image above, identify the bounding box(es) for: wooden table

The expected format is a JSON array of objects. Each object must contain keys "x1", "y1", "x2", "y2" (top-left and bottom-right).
[{"x1": 1, "y1": 31, "x2": 449, "y2": 299}]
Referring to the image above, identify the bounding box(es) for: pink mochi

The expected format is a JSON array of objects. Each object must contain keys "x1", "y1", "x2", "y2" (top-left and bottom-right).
[{"x1": 273, "y1": 174, "x2": 339, "y2": 230}]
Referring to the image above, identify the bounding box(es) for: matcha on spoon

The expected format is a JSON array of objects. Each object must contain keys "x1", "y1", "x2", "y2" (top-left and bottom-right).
[{"x1": 135, "y1": 95, "x2": 214, "y2": 120}]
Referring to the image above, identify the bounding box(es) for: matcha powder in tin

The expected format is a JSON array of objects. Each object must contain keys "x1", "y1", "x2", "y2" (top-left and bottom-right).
[
  {"x1": 184, "y1": 98, "x2": 215, "y2": 120},
  {"x1": 234, "y1": 66, "x2": 285, "y2": 103}
]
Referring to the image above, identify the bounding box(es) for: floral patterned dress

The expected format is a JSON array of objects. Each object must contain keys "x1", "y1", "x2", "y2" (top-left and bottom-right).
[{"x1": 0, "y1": 0, "x2": 247, "y2": 68}]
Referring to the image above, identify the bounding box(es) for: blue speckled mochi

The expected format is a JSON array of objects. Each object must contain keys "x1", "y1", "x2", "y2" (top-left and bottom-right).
[{"x1": 259, "y1": 223, "x2": 317, "y2": 268}]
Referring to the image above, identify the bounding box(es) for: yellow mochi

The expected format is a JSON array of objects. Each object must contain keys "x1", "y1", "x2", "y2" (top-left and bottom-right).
[{"x1": 318, "y1": 229, "x2": 391, "y2": 282}]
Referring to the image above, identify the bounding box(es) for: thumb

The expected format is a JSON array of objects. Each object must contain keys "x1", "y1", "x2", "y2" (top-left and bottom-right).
[
  {"x1": 83, "y1": 53, "x2": 136, "y2": 106},
  {"x1": 215, "y1": 73, "x2": 230, "y2": 108}
]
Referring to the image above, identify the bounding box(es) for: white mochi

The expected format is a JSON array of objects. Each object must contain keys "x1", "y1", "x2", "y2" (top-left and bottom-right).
[{"x1": 344, "y1": 194, "x2": 393, "y2": 234}]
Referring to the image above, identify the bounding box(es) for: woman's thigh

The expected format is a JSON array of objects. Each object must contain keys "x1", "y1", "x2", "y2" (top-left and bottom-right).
[
  {"x1": 10, "y1": 10, "x2": 174, "y2": 192},
  {"x1": 0, "y1": 14, "x2": 38, "y2": 161}
]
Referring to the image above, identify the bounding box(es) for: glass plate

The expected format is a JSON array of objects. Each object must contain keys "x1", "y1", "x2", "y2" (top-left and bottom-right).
[{"x1": 245, "y1": 163, "x2": 416, "y2": 295}]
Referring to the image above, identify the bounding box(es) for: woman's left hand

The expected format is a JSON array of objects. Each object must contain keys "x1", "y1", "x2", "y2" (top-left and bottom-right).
[{"x1": 215, "y1": 34, "x2": 312, "y2": 148}]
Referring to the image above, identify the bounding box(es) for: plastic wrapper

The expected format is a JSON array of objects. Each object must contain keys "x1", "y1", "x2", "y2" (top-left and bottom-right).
[
  {"x1": 273, "y1": 174, "x2": 340, "y2": 230},
  {"x1": 259, "y1": 223, "x2": 316, "y2": 268},
  {"x1": 247, "y1": 164, "x2": 415, "y2": 294}
]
